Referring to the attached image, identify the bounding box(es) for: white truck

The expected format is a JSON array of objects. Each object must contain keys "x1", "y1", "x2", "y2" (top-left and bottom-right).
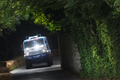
[{"x1": 22, "y1": 34, "x2": 53, "y2": 69}]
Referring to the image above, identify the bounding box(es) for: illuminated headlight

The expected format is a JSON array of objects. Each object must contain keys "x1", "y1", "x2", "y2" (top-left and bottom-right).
[
  {"x1": 24, "y1": 52, "x2": 29, "y2": 56},
  {"x1": 40, "y1": 45, "x2": 44, "y2": 47},
  {"x1": 42, "y1": 49, "x2": 46, "y2": 53},
  {"x1": 34, "y1": 45, "x2": 40, "y2": 50},
  {"x1": 25, "y1": 48, "x2": 29, "y2": 51},
  {"x1": 42, "y1": 49, "x2": 49, "y2": 53}
]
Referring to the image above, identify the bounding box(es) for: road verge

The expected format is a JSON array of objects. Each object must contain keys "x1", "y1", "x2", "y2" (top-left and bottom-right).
[{"x1": 0, "y1": 56, "x2": 25, "y2": 80}]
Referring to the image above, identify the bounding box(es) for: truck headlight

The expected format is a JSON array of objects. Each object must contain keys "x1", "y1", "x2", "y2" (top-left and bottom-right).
[
  {"x1": 24, "y1": 52, "x2": 29, "y2": 56},
  {"x1": 42, "y1": 49, "x2": 49, "y2": 53},
  {"x1": 34, "y1": 45, "x2": 40, "y2": 50},
  {"x1": 25, "y1": 48, "x2": 29, "y2": 51},
  {"x1": 42, "y1": 49, "x2": 46, "y2": 53}
]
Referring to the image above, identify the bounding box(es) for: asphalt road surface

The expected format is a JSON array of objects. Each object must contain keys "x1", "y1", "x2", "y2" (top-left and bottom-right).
[{"x1": 11, "y1": 57, "x2": 80, "y2": 80}]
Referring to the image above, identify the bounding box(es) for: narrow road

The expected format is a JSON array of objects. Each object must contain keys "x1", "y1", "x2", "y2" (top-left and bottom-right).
[{"x1": 11, "y1": 57, "x2": 80, "y2": 80}]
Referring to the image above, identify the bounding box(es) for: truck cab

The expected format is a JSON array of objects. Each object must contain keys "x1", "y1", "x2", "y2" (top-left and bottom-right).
[{"x1": 22, "y1": 34, "x2": 53, "y2": 69}]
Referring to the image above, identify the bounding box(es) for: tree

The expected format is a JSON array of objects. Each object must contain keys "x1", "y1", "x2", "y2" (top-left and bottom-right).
[{"x1": 0, "y1": 0, "x2": 62, "y2": 36}]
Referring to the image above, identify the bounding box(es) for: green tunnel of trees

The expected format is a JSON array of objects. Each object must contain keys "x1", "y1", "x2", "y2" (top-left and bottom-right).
[{"x1": 1, "y1": 0, "x2": 120, "y2": 79}]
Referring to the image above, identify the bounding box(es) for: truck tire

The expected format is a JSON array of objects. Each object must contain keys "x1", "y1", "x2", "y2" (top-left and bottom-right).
[
  {"x1": 51, "y1": 58, "x2": 53, "y2": 65},
  {"x1": 25, "y1": 60, "x2": 32, "y2": 69},
  {"x1": 47, "y1": 55, "x2": 53, "y2": 66}
]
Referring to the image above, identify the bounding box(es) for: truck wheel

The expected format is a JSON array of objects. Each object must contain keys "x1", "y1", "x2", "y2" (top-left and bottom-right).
[
  {"x1": 26, "y1": 60, "x2": 32, "y2": 69},
  {"x1": 47, "y1": 60, "x2": 51, "y2": 66},
  {"x1": 47, "y1": 55, "x2": 53, "y2": 66},
  {"x1": 51, "y1": 58, "x2": 53, "y2": 65}
]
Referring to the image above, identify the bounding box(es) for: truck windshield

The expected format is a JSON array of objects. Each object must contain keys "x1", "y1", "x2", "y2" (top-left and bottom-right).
[{"x1": 24, "y1": 39, "x2": 44, "y2": 48}]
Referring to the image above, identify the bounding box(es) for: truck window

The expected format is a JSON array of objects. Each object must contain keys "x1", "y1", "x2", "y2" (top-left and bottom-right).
[
  {"x1": 24, "y1": 41, "x2": 34, "y2": 48},
  {"x1": 36, "y1": 39, "x2": 44, "y2": 45},
  {"x1": 24, "y1": 39, "x2": 44, "y2": 48}
]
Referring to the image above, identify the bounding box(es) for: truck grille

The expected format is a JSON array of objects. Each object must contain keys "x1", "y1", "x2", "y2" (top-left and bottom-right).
[{"x1": 29, "y1": 51, "x2": 42, "y2": 55}]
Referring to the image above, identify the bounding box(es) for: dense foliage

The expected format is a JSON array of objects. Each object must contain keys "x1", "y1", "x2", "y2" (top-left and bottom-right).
[
  {"x1": 0, "y1": 0, "x2": 61, "y2": 36},
  {"x1": 1, "y1": 0, "x2": 120, "y2": 79},
  {"x1": 62, "y1": 0, "x2": 120, "y2": 79}
]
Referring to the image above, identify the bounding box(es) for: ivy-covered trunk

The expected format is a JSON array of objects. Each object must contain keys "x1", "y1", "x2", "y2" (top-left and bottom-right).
[{"x1": 68, "y1": 18, "x2": 120, "y2": 78}]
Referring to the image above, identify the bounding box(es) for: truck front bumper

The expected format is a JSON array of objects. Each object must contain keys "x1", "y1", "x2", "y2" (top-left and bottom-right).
[{"x1": 24, "y1": 53, "x2": 50, "y2": 63}]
